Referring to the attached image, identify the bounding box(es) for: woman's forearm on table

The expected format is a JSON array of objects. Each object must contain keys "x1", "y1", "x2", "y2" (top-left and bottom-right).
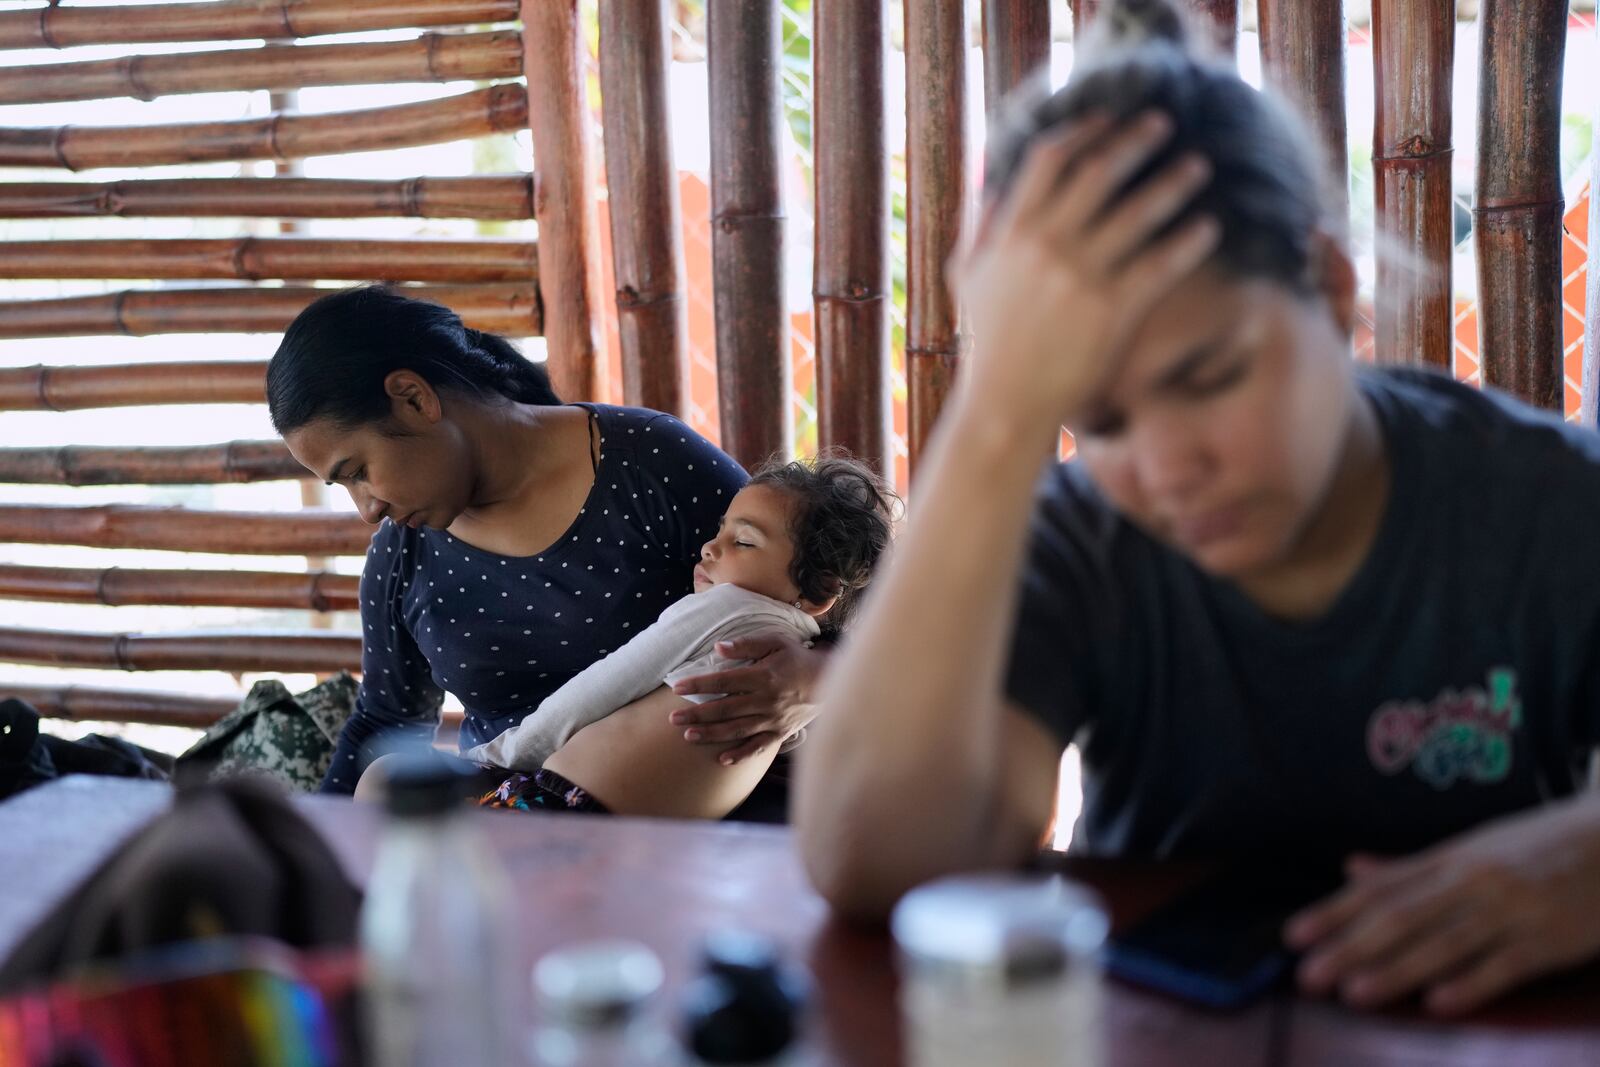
[{"x1": 796, "y1": 395, "x2": 1056, "y2": 909}]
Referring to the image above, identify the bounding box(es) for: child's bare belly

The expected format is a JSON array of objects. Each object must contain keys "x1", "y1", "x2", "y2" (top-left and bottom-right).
[{"x1": 540, "y1": 684, "x2": 777, "y2": 820}]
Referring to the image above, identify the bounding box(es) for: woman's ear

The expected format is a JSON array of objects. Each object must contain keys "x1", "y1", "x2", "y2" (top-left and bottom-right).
[
  {"x1": 1310, "y1": 228, "x2": 1357, "y2": 339},
  {"x1": 383, "y1": 370, "x2": 443, "y2": 428}
]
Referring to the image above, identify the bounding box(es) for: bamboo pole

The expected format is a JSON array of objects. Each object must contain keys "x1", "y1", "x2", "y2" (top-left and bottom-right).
[
  {"x1": 1583, "y1": 19, "x2": 1600, "y2": 429},
  {"x1": 707, "y1": 0, "x2": 790, "y2": 469},
  {"x1": 0, "y1": 176, "x2": 534, "y2": 221},
  {"x1": 0, "y1": 283, "x2": 541, "y2": 339},
  {"x1": 814, "y1": 0, "x2": 890, "y2": 473},
  {"x1": 1474, "y1": 0, "x2": 1567, "y2": 410},
  {"x1": 601, "y1": 0, "x2": 689, "y2": 416},
  {"x1": 4, "y1": 684, "x2": 237, "y2": 730},
  {"x1": 1189, "y1": 0, "x2": 1237, "y2": 56},
  {"x1": 0, "y1": 627, "x2": 361, "y2": 675},
  {"x1": 0, "y1": 564, "x2": 358, "y2": 612},
  {"x1": 0, "y1": 0, "x2": 520, "y2": 51},
  {"x1": 0, "y1": 505, "x2": 373, "y2": 556},
  {"x1": 1069, "y1": 0, "x2": 1100, "y2": 36},
  {"x1": 0, "y1": 237, "x2": 538, "y2": 284},
  {"x1": 521, "y1": 0, "x2": 606, "y2": 403},
  {"x1": 981, "y1": 0, "x2": 1050, "y2": 107},
  {"x1": 1371, "y1": 0, "x2": 1453, "y2": 369},
  {"x1": 907, "y1": 0, "x2": 968, "y2": 476},
  {"x1": 0, "y1": 84, "x2": 528, "y2": 171},
  {"x1": 0, "y1": 31, "x2": 523, "y2": 106},
  {"x1": 1257, "y1": 0, "x2": 1349, "y2": 218},
  {"x1": 0, "y1": 442, "x2": 302, "y2": 486},
  {"x1": 0, "y1": 362, "x2": 266, "y2": 411}
]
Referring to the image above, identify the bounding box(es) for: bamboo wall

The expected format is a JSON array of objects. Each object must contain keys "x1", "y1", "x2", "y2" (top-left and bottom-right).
[
  {"x1": 0, "y1": 0, "x2": 594, "y2": 730},
  {"x1": 0, "y1": 0, "x2": 1588, "y2": 732}
]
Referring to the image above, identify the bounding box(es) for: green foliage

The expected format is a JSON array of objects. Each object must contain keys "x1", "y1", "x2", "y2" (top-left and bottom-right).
[
  {"x1": 889, "y1": 149, "x2": 909, "y2": 403},
  {"x1": 1562, "y1": 112, "x2": 1594, "y2": 187},
  {"x1": 778, "y1": 0, "x2": 819, "y2": 450},
  {"x1": 1346, "y1": 138, "x2": 1377, "y2": 260},
  {"x1": 780, "y1": 0, "x2": 816, "y2": 176}
]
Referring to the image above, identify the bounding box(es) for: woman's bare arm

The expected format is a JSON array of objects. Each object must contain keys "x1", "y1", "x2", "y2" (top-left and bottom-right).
[
  {"x1": 794, "y1": 113, "x2": 1218, "y2": 919},
  {"x1": 793, "y1": 402, "x2": 1060, "y2": 918}
]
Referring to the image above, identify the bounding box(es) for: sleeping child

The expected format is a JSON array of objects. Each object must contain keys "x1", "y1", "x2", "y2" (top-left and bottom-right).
[{"x1": 393, "y1": 456, "x2": 898, "y2": 820}]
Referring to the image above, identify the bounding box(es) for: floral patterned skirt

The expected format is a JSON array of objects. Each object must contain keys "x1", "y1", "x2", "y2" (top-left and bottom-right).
[{"x1": 476, "y1": 767, "x2": 610, "y2": 815}]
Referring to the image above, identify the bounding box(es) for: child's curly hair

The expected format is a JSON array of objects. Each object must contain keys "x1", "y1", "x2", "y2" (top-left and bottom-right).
[{"x1": 748, "y1": 454, "x2": 901, "y2": 638}]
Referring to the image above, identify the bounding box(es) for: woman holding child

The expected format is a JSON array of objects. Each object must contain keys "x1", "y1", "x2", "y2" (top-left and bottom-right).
[
  {"x1": 267, "y1": 285, "x2": 884, "y2": 820},
  {"x1": 798, "y1": 0, "x2": 1600, "y2": 1018}
]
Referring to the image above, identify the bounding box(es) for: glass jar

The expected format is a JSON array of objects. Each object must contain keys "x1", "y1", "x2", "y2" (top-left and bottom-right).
[
  {"x1": 892, "y1": 873, "x2": 1109, "y2": 1067},
  {"x1": 531, "y1": 938, "x2": 674, "y2": 1066}
]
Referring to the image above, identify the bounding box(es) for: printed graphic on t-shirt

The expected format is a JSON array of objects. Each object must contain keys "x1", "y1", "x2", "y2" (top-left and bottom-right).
[{"x1": 1366, "y1": 668, "x2": 1521, "y2": 789}]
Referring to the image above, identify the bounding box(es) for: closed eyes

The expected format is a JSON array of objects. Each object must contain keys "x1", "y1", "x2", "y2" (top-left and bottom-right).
[{"x1": 1186, "y1": 361, "x2": 1248, "y2": 396}]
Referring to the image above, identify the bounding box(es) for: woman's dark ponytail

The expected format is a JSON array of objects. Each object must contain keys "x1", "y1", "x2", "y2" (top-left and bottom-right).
[
  {"x1": 464, "y1": 326, "x2": 562, "y2": 406},
  {"x1": 268, "y1": 285, "x2": 560, "y2": 435}
]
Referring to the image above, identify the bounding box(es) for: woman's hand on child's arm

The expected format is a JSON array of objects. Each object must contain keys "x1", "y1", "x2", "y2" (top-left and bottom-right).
[
  {"x1": 1286, "y1": 793, "x2": 1600, "y2": 1015},
  {"x1": 669, "y1": 634, "x2": 830, "y2": 766}
]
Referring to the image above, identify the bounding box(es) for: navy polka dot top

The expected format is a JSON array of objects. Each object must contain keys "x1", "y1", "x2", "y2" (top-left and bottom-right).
[{"x1": 320, "y1": 404, "x2": 749, "y2": 793}]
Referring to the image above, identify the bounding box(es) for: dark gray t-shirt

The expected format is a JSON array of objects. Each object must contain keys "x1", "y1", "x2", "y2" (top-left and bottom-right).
[{"x1": 1005, "y1": 368, "x2": 1600, "y2": 859}]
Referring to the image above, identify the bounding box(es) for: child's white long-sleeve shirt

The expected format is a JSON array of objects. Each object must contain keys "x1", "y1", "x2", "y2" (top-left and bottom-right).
[{"x1": 463, "y1": 582, "x2": 820, "y2": 772}]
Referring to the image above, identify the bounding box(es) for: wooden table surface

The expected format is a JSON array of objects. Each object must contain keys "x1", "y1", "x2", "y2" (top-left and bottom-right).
[{"x1": 1, "y1": 777, "x2": 1597, "y2": 1066}]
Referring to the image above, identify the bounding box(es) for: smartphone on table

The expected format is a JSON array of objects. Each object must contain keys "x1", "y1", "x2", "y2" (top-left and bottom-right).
[{"x1": 1101, "y1": 862, "x2": 1344, "y2": 1010}]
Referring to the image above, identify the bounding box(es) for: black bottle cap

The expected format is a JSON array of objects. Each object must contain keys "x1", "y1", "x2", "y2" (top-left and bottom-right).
[{"x1": 681, "y1": 931, "x2": 807, "y2": 1063}]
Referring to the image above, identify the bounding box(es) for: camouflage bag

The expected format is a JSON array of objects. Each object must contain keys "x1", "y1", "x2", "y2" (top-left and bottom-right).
[{"x1": 177, "y1": 674, "x2": 357, "y2": 792}]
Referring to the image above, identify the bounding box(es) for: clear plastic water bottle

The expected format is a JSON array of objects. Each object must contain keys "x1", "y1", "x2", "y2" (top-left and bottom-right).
[
  {"x1": 891, "y1": 873, "x2": 1109, "y2": 1067},
  {"x1": 530, "y1": 939, "x2": 672, "y2": 1066},
  {"x1": 360, "y1": 752, "x2": 520, "y2": 1067}
]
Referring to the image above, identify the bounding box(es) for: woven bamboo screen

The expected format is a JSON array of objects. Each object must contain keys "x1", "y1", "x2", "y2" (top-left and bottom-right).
[{"x1": 0, "y1": 0, "x2": 600, "y2": 733}]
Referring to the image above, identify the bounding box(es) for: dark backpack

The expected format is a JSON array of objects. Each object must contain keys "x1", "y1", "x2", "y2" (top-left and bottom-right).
[{"x1": 0, "y1": 776, "x2": 361, "y2": 993}]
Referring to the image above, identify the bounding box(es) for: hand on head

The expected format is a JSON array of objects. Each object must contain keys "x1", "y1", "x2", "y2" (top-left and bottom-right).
[{"x1": 954, "y1": 109, "x2": 1219, "y2": 432}]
